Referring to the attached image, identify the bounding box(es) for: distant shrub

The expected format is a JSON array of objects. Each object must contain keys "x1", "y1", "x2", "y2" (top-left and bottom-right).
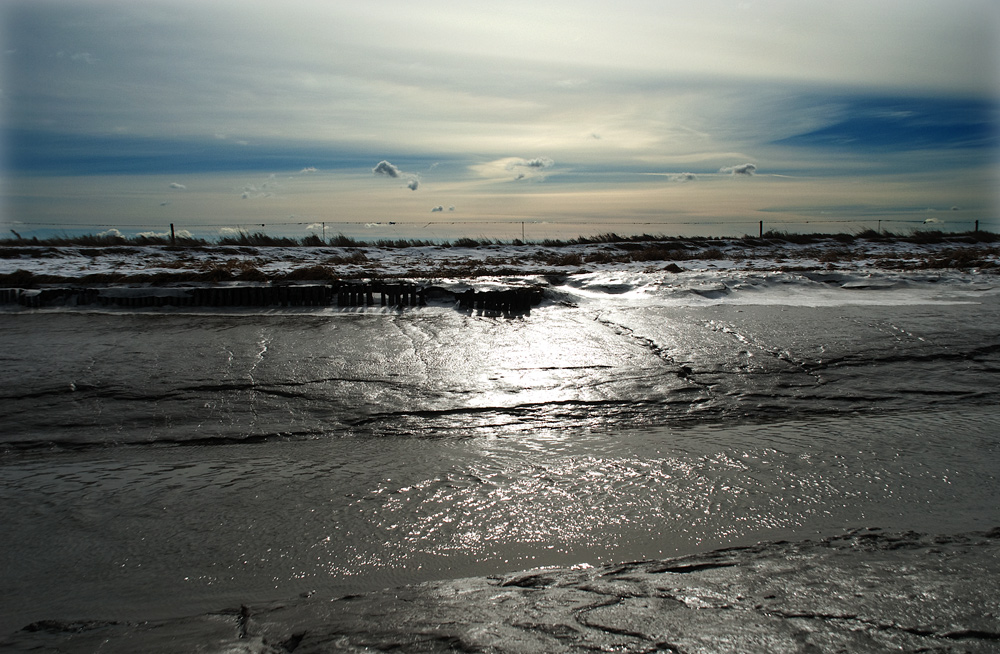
[
  {"x1": 857, "y1": 228, "x2": 896, "y2": 240},
  {"x1": 907, "y1": 230, "x2": 945, "y2": 244},
  {"x1": 218, "y1": 231, "x2": 298, "y2": 247},
  {"x1": 964, "y1": 230, "x2": 999, "y2": 243},
  {"x1": 818, "y1": 248, "x2": 852, "y2": 263},
  {"x1": 762, "y1": 230, "x2": 825, "y2": 244},
  {"x1": 325, "y1": 251, "x2": 369, "y2": 265},
  {"x1": 282, "y1": 265, "x2": 337, "y2": 281},
  {"x1": 329, "y1": 233, "x2": 361, "y2": 247},
  {"x1": 584, "y1": 251, "x2": 624, "y2": 264},
  {"x1": 550, "y1": 253, "x2": 583, "y2": 266}
]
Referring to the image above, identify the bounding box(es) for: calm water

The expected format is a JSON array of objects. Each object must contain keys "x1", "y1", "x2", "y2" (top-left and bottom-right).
[{"x1": 2, "y1": 271, "x2": 999, "y2": 633}]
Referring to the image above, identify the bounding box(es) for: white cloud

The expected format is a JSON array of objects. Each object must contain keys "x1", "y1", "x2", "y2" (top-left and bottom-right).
[
  {"x1": 720, "y1": 163, "x2": 757, "y2": 176},
  {"x1": 373, "y1": 160, "x2": 420, "y2": 190},
  {"x1": 431, "y1": 205, "x2": 444, "y2": 212},
  {"x1": 669, "y1": 173, "x2": 697, "y2": 182},
  {"x1": 97, "y1": 228, "x2": 123, "y2": 238},
  {"x1": 300, "y1": 167, "x2": 318, "y2": 173},
  {"x1": 169, "y1": 182, "x2": 186, "y2": 190}
]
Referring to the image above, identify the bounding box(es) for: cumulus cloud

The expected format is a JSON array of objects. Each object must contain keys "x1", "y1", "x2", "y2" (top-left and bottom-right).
[
  {"x1": 97, "y1": 228, "x2": 123, "y2": 238},
  {"x1": 431, "y1": 205, "x2": 444, "y2": 212},
  {"x1": 669, "y1": 172, "x2": 697, "y2": 182},
  {"x1": 169, "y1": 182, "x2": 186, "y2": 190},
  {"x1": 719, "y1": 163, "x2": 757, "y2": 175},
  {"x1": 373, "y1": 160, "x2": 420, "y2": 190},
  {"x1": 300, "y1": 167, "x2": 318, "y2": 173},
  {"x1": 372, "y1": 160, "x2": 401, "y2": 178}
]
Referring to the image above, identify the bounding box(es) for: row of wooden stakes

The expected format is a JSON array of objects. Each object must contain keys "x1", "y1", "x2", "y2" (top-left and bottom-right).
[{"x1": 0, "y1": 284, "x2": 543, "y2": 315}]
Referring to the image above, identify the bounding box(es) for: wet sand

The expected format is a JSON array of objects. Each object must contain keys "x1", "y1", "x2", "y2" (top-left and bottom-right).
[{"x1": 5, "y1": 528, "x2": 998, "y2": 653}]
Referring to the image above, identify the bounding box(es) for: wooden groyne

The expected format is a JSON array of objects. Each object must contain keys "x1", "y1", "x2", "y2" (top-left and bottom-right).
[
  {"x1": 456, "y1": 288, "x2": 543, "y2": 316},
  {"x1": 0, "y1": 283, "x2": 543, "y2": 315}
]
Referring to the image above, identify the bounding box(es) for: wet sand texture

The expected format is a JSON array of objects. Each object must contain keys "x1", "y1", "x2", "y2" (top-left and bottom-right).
[{"x1": 6, "y1": 527, "x2": 998, "y2": 653}]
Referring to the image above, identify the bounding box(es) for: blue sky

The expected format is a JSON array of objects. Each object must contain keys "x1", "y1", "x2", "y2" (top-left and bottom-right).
[{"x1": 2, "y1": 0, "x2": 998, "y2": 240}]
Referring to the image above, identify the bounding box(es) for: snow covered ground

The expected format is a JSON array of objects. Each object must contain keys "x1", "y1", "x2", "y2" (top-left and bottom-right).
[{"x1": 1, "y1": 235, "x2": 997, "y2": 282}]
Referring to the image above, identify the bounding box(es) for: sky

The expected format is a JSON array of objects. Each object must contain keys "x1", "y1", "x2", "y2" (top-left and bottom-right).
[{"x1": 1, "y1": 0, "x2": 998, "y2": 241}]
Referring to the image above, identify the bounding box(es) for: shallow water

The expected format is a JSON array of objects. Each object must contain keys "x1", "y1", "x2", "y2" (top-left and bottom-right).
[{"x1": 1, "y1": 270, "x2": 999, "y2": 633}]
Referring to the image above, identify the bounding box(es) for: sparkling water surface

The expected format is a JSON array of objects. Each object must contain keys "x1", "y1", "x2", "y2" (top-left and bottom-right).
[{"x1": 1, "y1": 272, "x2": 998, "y2": 633}]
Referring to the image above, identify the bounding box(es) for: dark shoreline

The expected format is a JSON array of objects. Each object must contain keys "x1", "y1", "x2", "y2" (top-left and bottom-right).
[{"x1": 5, "y1": 527, "x2": 999, "y2": 653}]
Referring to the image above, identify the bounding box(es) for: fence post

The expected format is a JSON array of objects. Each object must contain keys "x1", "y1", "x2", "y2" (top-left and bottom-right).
[
  {"x1": 759, "y1": 221, "x2": 763, "y2": 238},
  {"x1": 170, "y1": 223, "x2": 175, "y2": 246},
  {"x1": 975, "y1": 220, "x2": 979, "y2": 233}
]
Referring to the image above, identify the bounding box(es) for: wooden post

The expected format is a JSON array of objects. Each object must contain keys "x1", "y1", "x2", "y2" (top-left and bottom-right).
[
  {"x1": 170, "y1": 223, "x2": 175, "y2": 246},
  {"x1": 975, "y1": 220, "x2": 979, "y2": 233},
  {"x1": 759, "y1": 221, "x2": 763, "y2": 238}
]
